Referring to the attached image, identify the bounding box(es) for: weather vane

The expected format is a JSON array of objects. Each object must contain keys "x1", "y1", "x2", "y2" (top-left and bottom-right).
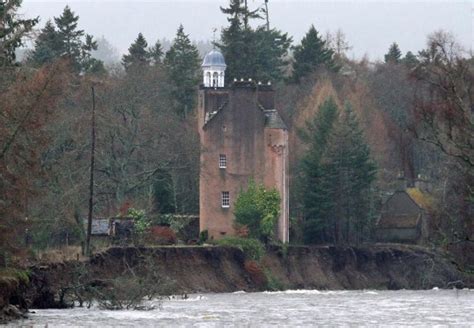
[{"x1": 212, "y1": 27, "x2": 217, "y2": 48}]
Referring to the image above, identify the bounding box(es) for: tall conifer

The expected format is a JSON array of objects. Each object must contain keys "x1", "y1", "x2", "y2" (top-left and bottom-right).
[
  {"x1": 54, "y1": 6, "x2": 84, "y2": 60},
  {"x1": 323, "y1": 103, "x2": 377, "y2": 243},
  {"x1": 29, "y1": 20, "x2": 61, "y2": 66},
  {"x1": 299, "y1": 97, "x2": 339, "y2": 244},
  {"x1": 122, "y1": 33, "x2": 151, "y2": 72},
  {"x1": 218, "y1": 0, "x2": 250, "y2": 82},
  {"x1": 0, "y1": 0, "x2": 38, "y2": 66},
  {"x1": 164, "y1": 25, "x2": 200, "y2": 118},
  {"x1": 402, "y1": 51, "x2": 419, "y2": 68},
  {"x1": 218, "y1": 0, "x2": 291, "y2": 83},
  {"x1": 148, "y1": 40, "x2": 163, "y2": 66},
  {"x1": 291, "y1": 25, "x2": 338, "y2": 82},
  {"x1": 29, "y1": 6, "x2": 102, "y2": 73},
  {"x1": 384, "y1": 42, "x2": 402, "y2": 64},
  {"x1": 300, "y1": 98, "x2": 376, "y2": 244}
]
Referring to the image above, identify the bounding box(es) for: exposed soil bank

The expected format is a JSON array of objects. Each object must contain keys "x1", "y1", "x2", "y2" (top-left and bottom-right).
[
  {"x1": 0, "y1": 274, "x2": 28, "y2": 323},
  {"x1": 1, "y1": 244, "x2": 472, "y2": 320},
  {"x1": 261, "y1": 244, "x2": 472, "y2": 290}
]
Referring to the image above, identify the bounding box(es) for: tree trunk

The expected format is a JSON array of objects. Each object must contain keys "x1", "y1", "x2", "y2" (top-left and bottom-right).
[{"x1": 86, "y1": 86, "x2": 96, "y2": 256}]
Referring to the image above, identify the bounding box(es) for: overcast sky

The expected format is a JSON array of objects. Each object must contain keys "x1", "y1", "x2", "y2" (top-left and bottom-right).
[{"x1": 20, "y1": 0, "x2": 473, "y2": 61}]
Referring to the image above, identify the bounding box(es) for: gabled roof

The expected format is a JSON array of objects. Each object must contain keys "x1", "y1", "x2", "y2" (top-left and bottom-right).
[
  {"x1": 264, "y1": 109, "x2": 287, "y2": 129},
  {"x1": 203, "y1": 100, "x2": 229, "y2": 127},
  {"x1": 383, "y1": 189, "x2": 433, "y2": 212}
]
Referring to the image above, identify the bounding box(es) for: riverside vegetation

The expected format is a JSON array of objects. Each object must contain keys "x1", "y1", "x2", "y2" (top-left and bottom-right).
[{"x1": 1, "y1": 0, "x2": 473, "y2": 321}]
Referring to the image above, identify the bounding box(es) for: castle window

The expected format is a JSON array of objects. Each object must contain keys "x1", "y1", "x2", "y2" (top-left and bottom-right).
[
  {"x1": 219, "y1": 154, "x2": 227, "y2": 168},
  {"x1": 221, "y1": 191, "x2": 230, "y2": 208}
]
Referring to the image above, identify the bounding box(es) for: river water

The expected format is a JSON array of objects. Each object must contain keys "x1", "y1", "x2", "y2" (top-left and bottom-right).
[{"x1": 10, "y1": 289, "x2": 474, "y2": 327}]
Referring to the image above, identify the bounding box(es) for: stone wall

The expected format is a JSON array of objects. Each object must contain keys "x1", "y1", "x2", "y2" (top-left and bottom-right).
[{"x1": 198, "y1": 83, "x2": 289, "y2": 241}]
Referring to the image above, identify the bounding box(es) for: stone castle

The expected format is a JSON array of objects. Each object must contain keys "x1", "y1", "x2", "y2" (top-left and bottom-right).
[{"x1": 198, "y1": 49, "x2": 289, "y2": 242}]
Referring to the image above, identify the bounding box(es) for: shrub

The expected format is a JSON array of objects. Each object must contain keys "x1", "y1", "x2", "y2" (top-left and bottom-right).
[
  {"x1": 153, "y1": 214, "x2": 199, "y2": 242},
  {"x1": 92, "y1": 275, "x2": 157, "y2": 310},
  {"x1": 234, "y1": 181, "x2": 281, "y2": 243},
  {"x1": 198, "y1": 230, "x2": 208, "y2": 244},
  {"x1": 215, "y1": 237, "x2": 265, "y2": 261},
  {"x1": 148, "y1": 226, "x2": 177, "y2": 245},
  {"x1": 62, "y1": 251, "x2": 176, "y2": 309},
  {"x1": 0, "y1": 268, "x2": 30, "y2": 285},
  {"x1": 127, "y1": 208, "x2": 150, "y2": 235}
]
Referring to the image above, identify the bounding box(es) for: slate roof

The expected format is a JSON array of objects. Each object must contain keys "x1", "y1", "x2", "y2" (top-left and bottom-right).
[
  {"x1": 204, "y1": 101, "x2": 228, "y2": 126},
  {"x1": 264, "y1": 109, "x2": 287, "y2": 129},
  {"x1": 377, "y1": 213, "x2": 421, "y2": 229}
]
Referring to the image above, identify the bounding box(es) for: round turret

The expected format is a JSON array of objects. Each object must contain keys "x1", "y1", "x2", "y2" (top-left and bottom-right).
[{"x1": 202, "y1": 49, "x2": 226, "y2": 88}]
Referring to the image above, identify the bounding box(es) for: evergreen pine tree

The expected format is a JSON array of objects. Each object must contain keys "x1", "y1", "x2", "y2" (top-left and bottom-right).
[
  {"x1": 54, "y1": 6, "x2": 84, "y2": 63},
  {"x1": 29, "y1": 6, "x2": 102, "y2": 73},
  {"x1": 218, "y1": 0, "x2": 291, "y2": 83},
  {"x1": 252, "y1": 26, "x2": 291, "y2": 82},
  {"x1": 218, "y1": 0, "x2": 252, "y2": 82},
  {"x1": 220, "y1": 0, "x2": 260, "y2": 30},
  {"x1": 291, "y1": 25, "x2": 338, "y2": 83},
  {"x1": 0, "y1": 0, "x2": 38, "y2": 66},
  {"x1": 323, "y1": 103, "x2": 377, "y2": 244},
  {"x1": 148, "y1": 40, "x2": 163, "y2": 66},
  {"x1": 384, "y1": 42, "x2": 402, "y2": 64},
  {"x1": 300, "y1": 98, "x2": 377, "y2": 244},
  {"x1": 299, "y1": 97, "x2": 339, "y2": 244},
  {"x1": 122, "y1": 33, "x2": 151, "y2": 72},
  {"x1": 80, "y1": 34, "x2": 105, "y2": 74},
  {"x1": 29, "y1": 20, "x2": 61, "y2": 66},
  {"x1": 164, "y1": 24, "x2": 200, "y2": 118},
  {"x1": 402, "y1": 51, "x2": 419, "y2": 68}
]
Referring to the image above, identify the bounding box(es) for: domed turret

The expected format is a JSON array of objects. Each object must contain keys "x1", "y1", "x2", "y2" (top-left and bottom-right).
[{"x1": 202, "y1": 49, "x2": 226, "y2": 88}]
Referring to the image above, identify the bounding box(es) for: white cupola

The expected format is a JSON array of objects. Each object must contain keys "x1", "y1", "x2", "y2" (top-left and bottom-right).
[{"x1": 202, "y1": 49, "x2": 226, "y2": 88}]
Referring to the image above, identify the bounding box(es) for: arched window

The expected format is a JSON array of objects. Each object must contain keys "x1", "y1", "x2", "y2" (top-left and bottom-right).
[
  {"x1": 212, "y1": 72, "x2": 218, "y2": 87},
  {"x1": 219, "y1": 72, "x2": 224, "y2": 87}
]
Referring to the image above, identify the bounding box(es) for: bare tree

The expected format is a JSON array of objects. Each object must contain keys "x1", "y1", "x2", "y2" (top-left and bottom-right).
[
  {"x1": 412, "y1": 30, "x2": 473, "y2": 241},
  {"x1": 412, "y1": 30, "x2": 474, "y2": 172},
  {"x1": 325, "y1": 28, "x2": 352, "y2": 59}
]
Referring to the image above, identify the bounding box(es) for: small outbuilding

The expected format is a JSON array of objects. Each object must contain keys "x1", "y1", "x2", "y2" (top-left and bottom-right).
[
  {"x1": 376, "y1": 188, "x2": 432, "y2": 244},
  {"x1": 90, "y1": 218, "x2": 111, "y2": 236}
]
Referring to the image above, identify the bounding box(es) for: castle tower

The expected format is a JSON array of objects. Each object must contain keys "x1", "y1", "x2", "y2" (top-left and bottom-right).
[
  {"x1": 201, "y1": 49, "x2": 226, "y2": 88},
  {"x1": 198, "y1": 50, "x2": 289, "y2": 243}
]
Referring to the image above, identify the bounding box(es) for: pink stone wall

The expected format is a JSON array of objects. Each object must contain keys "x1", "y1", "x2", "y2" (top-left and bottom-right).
[{"x1": 199, "y1": 86, "x2": 289, "y2": 242}]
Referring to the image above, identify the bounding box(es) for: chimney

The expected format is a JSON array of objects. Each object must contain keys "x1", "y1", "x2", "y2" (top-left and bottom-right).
[
  {"x1": 257, "y1": 83, "x2": 275, "y2": 109},
  {"x1": 396, "y1": 171, "x2": 407, "y2": 191},
  {"x1": 415, "y1": 174, "x2": 432, "y2": 193}
]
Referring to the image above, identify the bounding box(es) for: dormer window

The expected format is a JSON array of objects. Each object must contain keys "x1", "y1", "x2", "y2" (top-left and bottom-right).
[{"x1": 219, "y1": 154, "x2": 227, "y2": 168}]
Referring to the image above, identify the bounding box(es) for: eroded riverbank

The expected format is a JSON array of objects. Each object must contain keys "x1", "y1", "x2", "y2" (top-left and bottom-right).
[{"x1": 1, "y1": 244, "x2": 473, "y2": 323}]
